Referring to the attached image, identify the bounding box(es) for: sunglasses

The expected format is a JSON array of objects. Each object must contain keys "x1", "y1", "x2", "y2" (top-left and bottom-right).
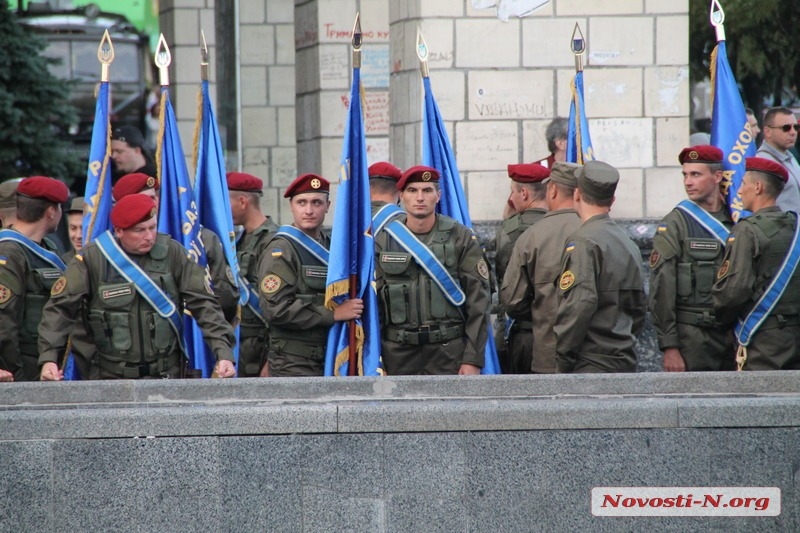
[{"x1": 766, "y1": 123, "x2": 800, "y2": 132}]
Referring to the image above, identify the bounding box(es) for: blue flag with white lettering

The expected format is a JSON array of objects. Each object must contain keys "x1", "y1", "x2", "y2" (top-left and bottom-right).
[
  {"x1": 324, "y1": 67, "x2": 382, "y2": 377},
  {"x1": 157, "y1": 88, "x2": 214, "y2": 376},
  {"x1": 193, "y1": 79, "x2": 244, "y2": 374},
  {"x1": 566, "y1": 71, "x2": 595, "y2": 164},
  {"x1": 710, "y1": 41, "x2": 755, "y2": 222},
  {"x1": 421, "y1": 75, "x2": 500, "y2": 375}
]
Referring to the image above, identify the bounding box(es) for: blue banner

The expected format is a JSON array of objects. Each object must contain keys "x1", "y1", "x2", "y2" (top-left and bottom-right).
[
  {"x1": 566, "y1": 71, "x2": 595, "y2": 164},
  {"x1": 193, "y1": 79, "x2": 244, "y2": 373},
  {"x1": 324, "y1": 67, "x2": 382, "y2": 377},
  {"x1": 710, "y1": 41, "x2": 755, "y2": 222},
  {"x1": 157, "y1": 88, "x2": 214, "y2": 377},
  {"x1": 421, "y1": 75, "x2": 500, "y2": 375}
]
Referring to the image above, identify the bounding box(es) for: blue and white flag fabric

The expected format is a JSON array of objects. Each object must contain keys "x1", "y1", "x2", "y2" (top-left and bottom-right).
[
  {"x1": 156, "y1": 88, "x2": 214, "y2": 377},
  {"x1": 566, "y1": 71, "x2": 595, "y2": 164},
  {"x1": 193, "y1": 79, "x2": 244, "y2": 372},
  {"x1": 421, "y1": 74, "x2": 500, "y2": 375},
  {"x1": 324, "y1": 66, "x2": 382, "y2": 377},
  {"x1": 710, "y1": 41, "x2": 755, "y2": 222}
]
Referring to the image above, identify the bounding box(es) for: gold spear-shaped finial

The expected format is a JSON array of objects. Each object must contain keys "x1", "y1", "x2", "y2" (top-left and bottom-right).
[
  {"x1": 155, "y1": 33, "x2": 172, "y2": 86},
  {"x1": 570, "y1": 22, "x2": 586, "y2": 73},
  {"x1": 97, "y1": 29, "x2": 114, "y2": 82},
  {"x1": 200, "y1": 30, "x2": 209, "y2": 81},
  {"x1": 351, "y1": 13, "x2": 362, "y2": 68},
  {"x1": 710, "y1": 0, "x2": 725, "y2": 41},
  {"x1": 416, "y1": 27, "x2": 429, "y2": 78}
]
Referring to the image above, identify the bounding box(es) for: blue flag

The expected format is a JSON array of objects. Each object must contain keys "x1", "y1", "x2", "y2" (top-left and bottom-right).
[
  {"x1": 193, "y1": 79, "x2": 244, "y2": 373},
  {"x1": 156, "y1": 88, "x2": 214, "y2": 376},
  {"x1": 566, "y1": 71, "x2": 595, "y2": 164},
  {"x1": 324, "y1": 67, "x2": 382, "y2": 377},
  {"x1": 710, "y1": 41, "x2": 755, "y2": 222},
  {"x1": 421, "y1": 75, "x2": 500, "y2": 375}
]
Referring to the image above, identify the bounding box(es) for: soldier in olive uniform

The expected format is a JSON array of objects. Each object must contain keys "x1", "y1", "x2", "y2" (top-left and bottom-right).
[
  {"x1": 649, "y1": 146, "x2": 735, "y2": 371},
  {"x1": 228, "y1": 172, "x2": 278, "y2": 377},
  {"x1": 495, "y1": 163, "x2": 549, "y2": 373},
  {"x1": 257, "y1": 174, "x2": 363, "y2": 377},
  {"x1": 713, "y1": 157, "x2": 800, "y2": 370},
  {"x1": 554, "y1": 161, "x2": 646, "y2": 373},
  {"x1": 62, "y1": 197, "x2": 85, "y2": 262},
  {"x1": 369, "y1": 162, "x2": 401, "y2": 217},
  {"x1": 38, "y1": 194, "x2": 237, "y2": 380},
  {"x1": 500, "y1": 162, "x2": 582, "y2": 373},
  {"x1": 112, "y1": 172, "x2": 239, "y2": 323},
  {"x1": 374, "y1": 165, "x2": 492, "y2": 375},
  {"x1": 0, "y1": 176, "x2": 68, "y2": 381}
]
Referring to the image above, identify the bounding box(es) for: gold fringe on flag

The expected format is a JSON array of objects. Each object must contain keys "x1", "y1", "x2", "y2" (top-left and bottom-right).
[
  {"x1": 333, "y1": 322, "x2": 365, "y2": 376},
  {"x1": 191, "y1": 88, "x2": 203, "y2": 179},
  {"x1": 709, "y1": 44, "x2": 719, "y2": 115},
  {"x1": 155, "y1": 91, "x2": 167, "y2": 185},
  {"x1": 325, "y1": 279, "x2": 350, "y2": 310}
]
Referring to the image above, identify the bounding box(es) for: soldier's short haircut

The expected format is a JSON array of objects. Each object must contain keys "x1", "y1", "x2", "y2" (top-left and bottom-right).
[
  {"x1": 517, "y1": 181, "x2": 547, "y2": 202},
  {"x1": 553, "y1": 182, "x2": 575, "y2": 198},
  {"x1": 230, "y1": 189, "x2": 262, "y2": 208},
  {"x1": 16, "y1": 196, "x2": 52, "y2": 223},
  {"x1": 369, "y1": 177, "x2": 398, "y2": 196},
  {"x1": 707, "y1": 162, "x2": 724, "y2": 174},
  {"x1": 545, "y1": 117, "x2": 568, "y2": 153},
  {"x1": 579, "y1": 188, "x2": 614, "y2": 208},
  {"x1": 763, "y1": 106, "x2": 795, "y2": 126},
  {"x1": 751, "y1": 170, "x2": 785, "y2": 198}
]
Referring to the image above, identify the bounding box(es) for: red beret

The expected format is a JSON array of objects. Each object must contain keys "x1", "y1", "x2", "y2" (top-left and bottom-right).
[
  {"x1": 113, "y1": 173, "x2": 159, "y2": 201},
  {"x1": 746, "y1": 157, "x2": 789, "y2": 183},
  {"x1": 17, "y1": 176, "x2": 69, "y2": 203},
  {"x1": 284, "y1": 173, "x2": 330, "y2": 198},
  {"x1": 397, "y1": 165, "x2": 439, "y2": 190},
  {"x1": 678, "y1": 145, "x2": 723, "y2": 165},
  {"x1": 226, "y1": 172, "x2": 263, "y2": 193},
  {"x1": 368, "y1": 162, "x2": 402, "y2": 181},
  {"x1": 111, "y1": 194, "x2": 158, "y2": 229},
  {"x1": 507, "y1": 163, "x2": 551, "y2": 183}
]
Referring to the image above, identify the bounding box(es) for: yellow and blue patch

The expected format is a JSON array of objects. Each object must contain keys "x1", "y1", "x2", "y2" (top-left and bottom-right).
[
  {"x1": 727, "y1": 236, "x2": 735, "y2": 244},
  {"x1": 0, "y1": 255, "x2": 6, "y2": 266},
  {"x1": 657, "y1": 224, "x2": 667, "y2": 233},
  {"x1": 565, "y1": 242, "x2": 575, "y2": 253},
  {"x1": 271, "y1": 248, "x2": 283, "y2": 258}
]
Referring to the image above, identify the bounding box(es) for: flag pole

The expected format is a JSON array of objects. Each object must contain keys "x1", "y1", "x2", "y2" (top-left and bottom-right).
[
  {"x1": 710, "y1": 0, "x2": 725, "y2": 41},
  {"x1": 346, "y1": 13, "x2": 362, "y2": 376},
  {"x1": 416, "y1": 27, "x2": 429, "y2": 78},
  {"x1": 570, "y1": 22, "x2": 585, "y2": 73}
]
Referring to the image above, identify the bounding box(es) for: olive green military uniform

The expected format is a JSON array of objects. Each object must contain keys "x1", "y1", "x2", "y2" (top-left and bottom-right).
[
  {"x1": 38, "y1": 234, "x2": 235, "y2": 378},
  {"x1": 375, "y1": 214, "x2": 491, "y2": 375},
  {"x1": 554, "y1": 214, "x2": 646, "y2": 373},
  {"x1": 712, "y1": 207, "x2": 800, "y2": 370},
  {"x1": 494, "y1": 207, "x2": 547, "y2": 373},
  {"x1": 236, "y1": 217, "x2": 278, "y2": 376},
  {"x1": 257, "y1": 231, "x2": 332, "y2": 377},
  {"x1": 201, "y1": 227, "x2": 239, "y2": 323},
  {"x1": 649, "y1": 207, "x2": 735, "y2": 370},
  {"x1": 500, "y1": 208, "x2": 581, "y2": 373},
  {"x1": 0, "y1": 233, "x2": 62, "y2": 381}
]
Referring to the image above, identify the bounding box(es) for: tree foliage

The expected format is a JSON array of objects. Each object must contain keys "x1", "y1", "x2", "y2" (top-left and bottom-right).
[
  {"x1": 689, "y1": 0, "x2": 800, "y2": 116},
  {"x1": 0, "y1": 4, "x2": 83, "y2": 182}
]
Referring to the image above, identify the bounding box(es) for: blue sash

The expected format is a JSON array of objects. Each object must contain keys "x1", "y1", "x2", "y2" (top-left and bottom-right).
[
  {"x1": 675, "y1": 200, "x2": 730, "y2": 245},
  {"x1": 275, "y1": 225, "x2": 329, "y2": 265},
  {"x1": 383, "y1": 220, "x2": 466, "y2": 306},
  {"x1": 0, "y1": 229, "x2": 66, "y2": 271},
  {"x1": 238, "y1": 273, "x2": 264, "y2": 323},
  {"x1": 735, "y1": 213, "x2": 800, "y2": 346},
  {"x1": 95, "y1": 231, "x2": 186, "y2": 355},
  {"x1": 372, "y1": 203, "x2": 404, "y2": 235}
]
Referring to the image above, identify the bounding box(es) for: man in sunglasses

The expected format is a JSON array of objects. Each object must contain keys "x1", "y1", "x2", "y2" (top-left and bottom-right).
[{"x1": 756, "y1": 106, "x2": 800, "y2": 212}]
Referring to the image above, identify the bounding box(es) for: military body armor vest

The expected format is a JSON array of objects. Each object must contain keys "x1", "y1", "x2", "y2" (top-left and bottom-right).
[
  {"x1": 86, "y1": 235, "x2": 181, "y2": 366},
  {"x1": 378, "y1": 217, "x2": 464, "y2": 330},
  {"x1": 675, "y1": 210, "x2": 729, "y2": 314},
  {"x1": 19, "y1": 246, "x2": 62, "y2": 359},
  {"x1": 749, "y1": 212, "x2": 800, "y2": 316}
]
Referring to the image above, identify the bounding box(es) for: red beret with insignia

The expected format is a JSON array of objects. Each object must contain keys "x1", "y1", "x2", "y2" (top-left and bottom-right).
[
  {"x1": 111, "y1": 194, "x2": 158, "y2": 229},
  {"x1": 368, "y1": 162, "x2": 402, "y2": 181},
  {"x1": 746, "y1": 157, "x2": 789, "y2": 183},
  {"x1": 284, "y1": 173, "x2": 330, "y2": 198},
  {"x1": 17, "y1": 176, "x2": 69, "y2": 203},
  {"x1": 226, "y1": 172, "x2": 263, "y2": 192},
  {"x1": 507, "y1": 163, "x2": 551, "y2": 183},
  {"x1": 678, "y1": 145, "x2": 724, "y2": 165},
  {"x1": 397, "y1": 165, "x2": 440, "y2": 191},
  {"x1": 113, "y1": 172, "x2": 159, "y2": 201}
]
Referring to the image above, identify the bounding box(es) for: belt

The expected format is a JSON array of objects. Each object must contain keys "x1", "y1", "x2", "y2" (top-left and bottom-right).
[
  {"x1": 675, "y1": 309, "x2": 721, "y2": 328},
  {"x1": 98, "y1": 356, "x2": 178, "y2": 378},
  {"x1": 509, "y1": 319, "x2": 533, "y2": 332},
  {"x1": 384, "y1": 324, "x2": 464, "y2": 345},
  {"x1": 761, "y1": 313, "x2": 800, "y2": 330}
]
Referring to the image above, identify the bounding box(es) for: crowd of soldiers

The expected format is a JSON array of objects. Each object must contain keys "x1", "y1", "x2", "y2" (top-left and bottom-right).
[{"x1": 1, "y1": 112, "x2": 800, "y2": 382}]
